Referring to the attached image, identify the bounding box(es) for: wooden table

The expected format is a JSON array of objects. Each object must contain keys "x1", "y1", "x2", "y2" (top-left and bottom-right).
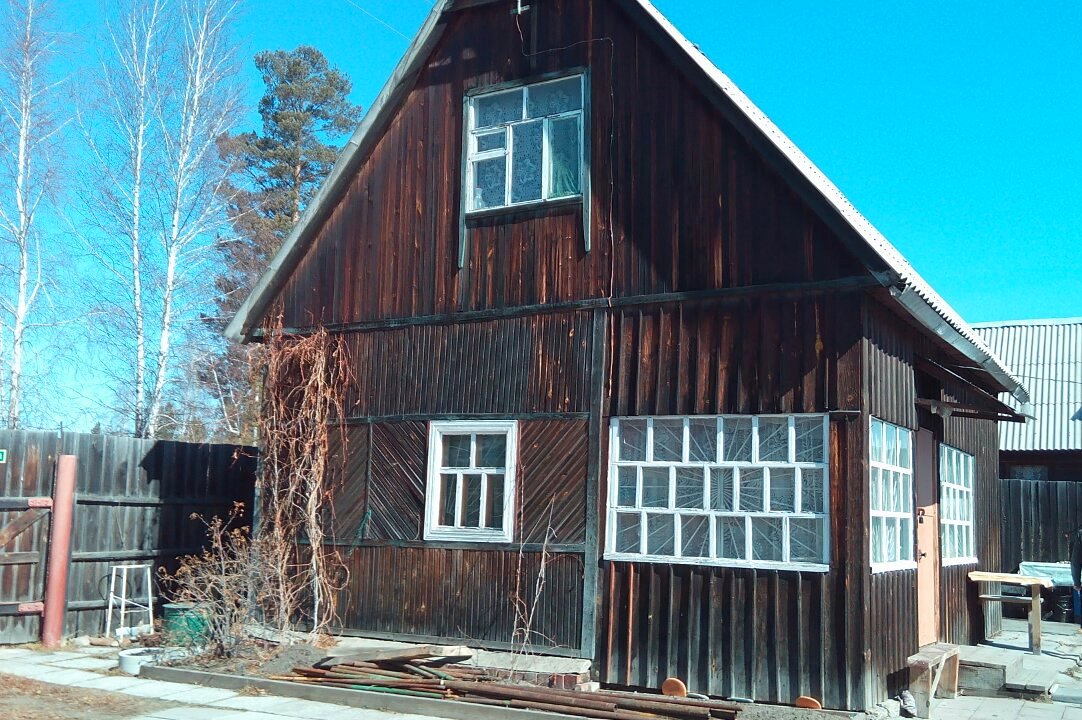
[{"x1": 969, "y1": 571, "x2": 1054, "y2": 655}]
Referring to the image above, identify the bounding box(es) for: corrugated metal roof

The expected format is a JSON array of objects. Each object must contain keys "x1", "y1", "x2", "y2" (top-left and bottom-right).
[{"x1": 973, "y1": 319, "x2": 1082, "y2": 452}]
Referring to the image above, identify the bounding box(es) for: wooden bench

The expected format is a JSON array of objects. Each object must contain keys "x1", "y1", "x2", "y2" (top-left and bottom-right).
[
  {"x1": 969, "y1": 571, "x2": 1053, "y2": 655},
  {"x1": 908, "y1": 643, "x2": 960, "y2": 719}
]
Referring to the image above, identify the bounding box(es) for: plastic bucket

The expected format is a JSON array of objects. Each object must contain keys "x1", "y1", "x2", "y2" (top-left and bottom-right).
[{"x1": 162, "y1": 602, "x2": 210, "y2": 646}]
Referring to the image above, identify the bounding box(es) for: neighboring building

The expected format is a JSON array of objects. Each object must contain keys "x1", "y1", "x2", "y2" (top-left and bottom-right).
[
  {"x1": 974, "y1": 319, "x2": 1082, "y2": 481},
  {"x1": 227, "y1": 0, "x2": 1030, "y2": 711}
]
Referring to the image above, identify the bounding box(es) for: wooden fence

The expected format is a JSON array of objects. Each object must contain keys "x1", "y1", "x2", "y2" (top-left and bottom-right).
[
  {"x1": 0, "y1": 430, "x2": 256, "y2": 643},
  {"x1": 1000, "y1": 478, "x2": 1082, "y2": 573}
]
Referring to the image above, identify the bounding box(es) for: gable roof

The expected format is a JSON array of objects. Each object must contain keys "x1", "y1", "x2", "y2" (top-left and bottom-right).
[
  {"x1": 226, "y1": 0, "x2": 1030, "y2": 408},
  {"x1": 973, "y1": 318, "x2": 1082, "y2": 452}
]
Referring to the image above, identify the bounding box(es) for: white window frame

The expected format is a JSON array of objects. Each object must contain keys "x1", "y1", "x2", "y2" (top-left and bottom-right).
[
  {"x1": 424, "y1": 420, "x2": 517, "y2": 543},
  {"x1": 604, "y1": 414, "x2": 831, "y2": 572},
  {"x1": 940, "y1": 445, "x2": 977, "y2": 566},
  {"x1": 869, "y1": 417, "x2": 916, "y2": 573},
  {"x1": 464, "y1": 74, "x2": 584, "y2": 213}
]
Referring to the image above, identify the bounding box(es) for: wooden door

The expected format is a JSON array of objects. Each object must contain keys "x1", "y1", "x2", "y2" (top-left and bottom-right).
[{"x1": 915, "y1": 428, "x2": 940, "y2": 646}]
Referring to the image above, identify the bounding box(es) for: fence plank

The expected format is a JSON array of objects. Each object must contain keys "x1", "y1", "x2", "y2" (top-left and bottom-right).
[{"x1": 1000, "y1": 479, "x2": 1082, "y2": 572}]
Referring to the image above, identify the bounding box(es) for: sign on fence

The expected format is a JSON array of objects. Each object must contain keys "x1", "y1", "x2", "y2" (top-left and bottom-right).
[{"x1": 0, "y1": 449, "x2": 6, "y2": 463}]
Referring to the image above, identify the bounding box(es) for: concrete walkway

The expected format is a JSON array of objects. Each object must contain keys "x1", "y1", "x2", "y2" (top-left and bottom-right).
[{"x1": 0, "y1": 646, "x2": 440, "y2": 720}]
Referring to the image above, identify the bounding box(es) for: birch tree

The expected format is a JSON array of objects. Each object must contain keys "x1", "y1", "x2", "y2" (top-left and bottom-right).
[
  {"x1": 0, "y1": 0, "x2": 62, "y2": 429},
  {"x1": 74, "y1": 0, "x2": 241, "y2": 438}
]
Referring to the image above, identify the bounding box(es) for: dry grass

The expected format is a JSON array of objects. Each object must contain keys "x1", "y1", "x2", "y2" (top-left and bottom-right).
[{"x1": 0, "y1": 673, "x2": 175, "y2": 720}]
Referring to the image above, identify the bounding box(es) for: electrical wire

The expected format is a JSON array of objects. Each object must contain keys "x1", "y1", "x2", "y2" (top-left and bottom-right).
[{"x1": 339, "y1": 0, "x2": 411, "y2": 41}]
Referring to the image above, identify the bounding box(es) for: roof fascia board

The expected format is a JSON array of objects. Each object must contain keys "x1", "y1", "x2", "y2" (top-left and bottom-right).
[{"x1": 225, "y1": 0, "x2": 453, "y2": 341}]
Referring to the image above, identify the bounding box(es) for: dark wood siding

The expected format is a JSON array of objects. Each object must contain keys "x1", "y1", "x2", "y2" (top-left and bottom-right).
[
  {"x1": 271, "y1": 0, "x2": 866, "y2": 330},
  {"x1": 863, "y1": 299, "x2": 1002, "y2": 703},
  {"x1": 343, "y1": 312, "x2": 592, "y2": 419},
  {"x1": 327, "y1": 418, "x2": 590, "y2": 651}
]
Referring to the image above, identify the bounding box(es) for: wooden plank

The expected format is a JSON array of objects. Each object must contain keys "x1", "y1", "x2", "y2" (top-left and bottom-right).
[
  {"x1": 319, "y1": 644, "x2": 472, "y2": 667},
  {"x1": 0, "y1": 508, "x2": 48, "y2": 549},
  {"x1": 968, "y1": 571, "x2": 1052, "y2": 588}
]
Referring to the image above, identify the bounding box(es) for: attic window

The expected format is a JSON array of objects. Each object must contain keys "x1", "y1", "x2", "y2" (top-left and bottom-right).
[{"x1": 465, "y1": 75, "x2": 583, "y2": 213}]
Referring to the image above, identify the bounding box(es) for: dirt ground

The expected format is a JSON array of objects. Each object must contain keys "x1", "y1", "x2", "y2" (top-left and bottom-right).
[
  {"x1": 0, "y1": 673, "x2": 176, "y2": 720},
  {"x1": 174, "y1": 640, "x2": 326, "y2": 678}
]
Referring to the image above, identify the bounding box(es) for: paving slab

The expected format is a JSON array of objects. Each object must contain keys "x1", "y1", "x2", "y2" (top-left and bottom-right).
[
  {"x1": 32, "y1": 667, "x2": 108, "y2": 685},
  {"x1": 0, "y1": 647, "x2": 34, "y2": 659},
  {"x1": 136, "y1": 706, "x2": 230, "y2": 720},
  {"x1": 119, "y1": 679, "x2": 203, "y2": 698},
  {"x1": 47, "y1": 655, "x2": 118, "y2": 670},
  {"x1": 210, "y1": 694, "x2": 304, "y2": 712},
  {"x1": 160, "y1": 685, "x2": 240, "y2": 704},
  {"x1": 23, "y1": 650, "x2": 84, "y2": 662},
  {"x1": 71, "y1": 673, "x2": 147, "y2": 691},
  {"x1": 74, "y1": 645, "x2": 121, "y2": 655},
  {"x1": 248, "y1": 698, "x2": 369, "y2": 718}
]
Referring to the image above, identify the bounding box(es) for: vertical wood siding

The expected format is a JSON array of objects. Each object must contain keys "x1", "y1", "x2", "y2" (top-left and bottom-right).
[
  {"x1": 271, "y1": 0, "x2": 865, "y2": 330},
  {"x1": 1000, "y1": 479, "x2": 1082, "y2": 572},
  {"x1": 344, "y1": 313, "x2": 592, "y2": 418}
]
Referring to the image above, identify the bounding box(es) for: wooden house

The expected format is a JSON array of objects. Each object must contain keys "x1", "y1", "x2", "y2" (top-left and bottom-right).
[{"x1": 227, "y1": 0, "x2": 1032, "y2": 710}]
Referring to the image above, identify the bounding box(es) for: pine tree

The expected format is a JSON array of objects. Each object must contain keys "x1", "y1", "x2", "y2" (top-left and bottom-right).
[{"x1": 205, "y1": 46, "x2": 361, "y2": 442}]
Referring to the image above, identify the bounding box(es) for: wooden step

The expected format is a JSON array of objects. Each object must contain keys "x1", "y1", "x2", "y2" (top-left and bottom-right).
[
  {"x1": 1004, "y1": 666, "x2": 1057, "y2": 697},
  {"x1": 957, "y1": 645, "x2": 1025, "y2": 696}
]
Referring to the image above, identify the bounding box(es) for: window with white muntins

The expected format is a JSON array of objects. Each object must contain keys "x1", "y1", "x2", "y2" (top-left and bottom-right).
[
  {"x1": 606, "y1": 415, "x2": 830, "y2": 570},
  {"x1": 465, "y1": 75, "x2": 583, "y2": 212},
  {"x1": 424, "y1": 421, "x2": 517, "y2": 543},
  {"x1": 869, "y1": 418, "x2": 915, "y2": 571},
  {"x1": 940, "y1": 445, "x2": 976, "y2": 565}
]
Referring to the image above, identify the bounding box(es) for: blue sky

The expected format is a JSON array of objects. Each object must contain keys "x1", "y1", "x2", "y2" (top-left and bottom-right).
[{"x1": 69, "y1": 0, "x2": 1079, "y2": 323}]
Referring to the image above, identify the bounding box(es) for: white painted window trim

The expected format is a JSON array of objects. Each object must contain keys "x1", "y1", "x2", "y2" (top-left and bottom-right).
[
  {"x1": 604, "y1": 414, "x2": 831, "y2": 572},
  {"x1": 465, "y1": 75, "x2": 584, "y2": 213},
  {"x1": 869, "y1": 417, "x2": 916, "y2": 574},
  {"x1": 940, "y1": 444, "x2": 977, "y2": 566},
  {"x1": 423, "y1": 420, "x2": 518, "y2": 543}
]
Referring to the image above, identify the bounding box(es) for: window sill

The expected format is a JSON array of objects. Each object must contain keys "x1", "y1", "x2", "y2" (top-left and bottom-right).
[
  {"x1": 942, "y1": 557, "x2": 979, "y2": 568},
  {"x1": 424, "y1": 529, "x2": 512, "y2": 544},
  {"x1": 871, "y1": 561, "x2": 918, "y2": 574},
  {"x1": 466, "y1": 195, "x2": 582, "y2": 222},
  {"x1": 603, "y1": 552, "x2": 830, "y2": 573}
]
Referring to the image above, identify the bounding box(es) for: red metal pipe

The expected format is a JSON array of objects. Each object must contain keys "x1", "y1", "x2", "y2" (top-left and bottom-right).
[{"x1": 41, "y1": 455, "x2": 76, "y2": 648}]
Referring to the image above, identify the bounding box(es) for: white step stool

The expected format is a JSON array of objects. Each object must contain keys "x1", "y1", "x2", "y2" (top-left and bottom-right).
[{"x1": 105, "y1": 563, "x2": 154, "y2": 639}]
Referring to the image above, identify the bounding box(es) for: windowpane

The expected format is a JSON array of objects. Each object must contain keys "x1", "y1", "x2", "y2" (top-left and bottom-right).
[
  {"x1": 510, "y1": 120, "x2": 543, "y2": 204},
  {"x1": 646, "y1": 514, "x2": 675, "y2": 555},
  {"x1": 486, "y1": 474, "x2": 504, "y2": 529},
  {"x1": 476, "y1": 434, "x2": 507, "y2": 468},
  {"x1": 641, "y1": 467, "x2": 670, "y2": 508},
  {"x1": 475, "y1": 131, "x2": 505, "y2": 152},
  {"x1": 717, "y1": 517, "x2": 746, "y2": 560},
  {"x1": 802, "y1": 468, "x2": 824, "y2": 513},
  {"x1": 751, "y1": 517, "x2": 783, "y2": 562},
  {"x1": 870, "y1": 420, "x2": 884, "y2": 463},
  {"x1": 462, "y1": 474, "x2": 483, "y2": 527},
  {"x1": 472, "y1": 157, "x2": 506, "y2": 210},
  {"x1": 443, "y1": 435, "x2": 471, "y2": 468},
  {"x1": 795, "y1": 416, "x2": 824, "y2": 463},
  {"x1": 440, "y1": 474, "x2": 457, "y2": 527},
  {"x1": 885, "y1": 519, "x2": 898, "y2": 563},
  {"x1": 653, "y1": 419, "x2": 684, "y2": 462},
  {"x1": 870, "y1": 467, "x2": 881, "y2": 511},
  {"x1": 608, "y1": 414, "x2": 828, "y2": 566},
  {"x1": 738, "y1": 468, "x2": 764, "y2": 512},
  {"x1": 791, "y1": 518, "x2": 823, "y2": 563},
  {"x1": 710, "y1": 467, "x2": 734, "y2": 511},
  {"x1": 688, "y1": 418, "x2": 717, "y2": 462},
  {"x1": 723, "y1": 418, "x2": 753, "y2": 462},
  {"x1": 680, "y1": 515, "x2": 710, "y2": 558},
  {"x1": 758, "y1": 418, "x2": 789, "y2": 462},
  {"x1": 897, "y1": 428, "x2": 912, "y2": 469},
  {"x1": 769, "y1": 468, "x2": 796, "y2": 512},
  {"x1": 618, "y1": 420, "x2": 647, "y2": 461},
  {"x1": 884, "y1": 424, "x2": 898, "y2": 467},
  {"x1": 475, "y1": 89, "x2": 522, "y2": 128},
  {"x1": 615, "y1": 513, "x2": 641, "y2": 554},
  {"x1": 898, "y1": 517, "x2": 912, "y2": 560},
  {"x1": 616, "y1": 466, "x2": 637, "y2": 507},
  {"x1": 527, "y1": 77, "x2": 581, "y2": 118},
  {"x1": 549, "y1": 116, "x2": 581, "y2": 198},
  {"x1": 872, "y1": 517, "x2": 885, "y2": 564},
  {"x1": 675, "y1": 467, "x2": 703, "y2": 509}
]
